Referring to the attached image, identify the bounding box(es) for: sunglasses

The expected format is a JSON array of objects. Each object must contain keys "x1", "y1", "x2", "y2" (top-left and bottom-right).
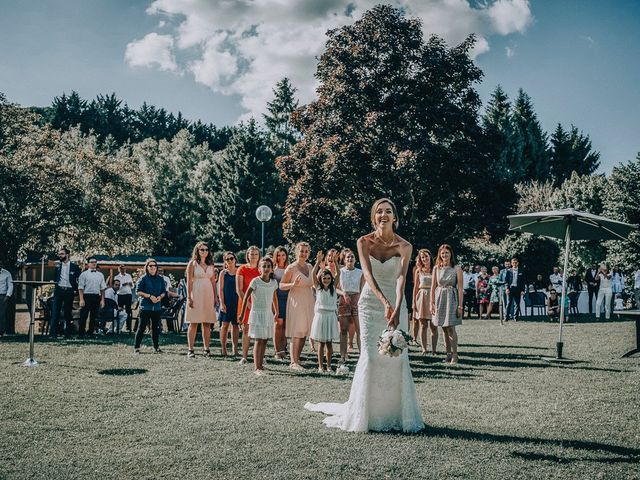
[
  {"x1": 199, "y1": 248, "x2": 209, "y2": 252},
  {"x1": 224, "y1": 257, "x2": 235, "y2": 261},
  {"x1": 149, "y1": 264, "x2": 158, "y2": 268}
]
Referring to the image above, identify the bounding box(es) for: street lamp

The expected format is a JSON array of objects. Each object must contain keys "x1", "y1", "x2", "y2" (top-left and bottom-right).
[{"x1": 255, "y1": 205, "x2": 273, "y2": 256}]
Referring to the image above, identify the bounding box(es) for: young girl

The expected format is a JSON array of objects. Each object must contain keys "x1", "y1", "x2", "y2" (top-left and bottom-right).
[
  {"x1": 337, "y1": 249, "x2": 364, "y2": 372},
  {"x1": 309, "y1": 251, "x2": 342, "y2": 373},
  {"x1": 239, "y1": 257, "x2": 279, "y2": 376}
]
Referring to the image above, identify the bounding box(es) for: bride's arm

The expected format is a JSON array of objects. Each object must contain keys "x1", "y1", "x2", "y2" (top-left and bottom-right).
[
  {"x1": 356, "y1": 235, "x2": 392, "y2": 314},
  {"x1": 392, "y1": 242, "x2": 412, "y2": 325}
]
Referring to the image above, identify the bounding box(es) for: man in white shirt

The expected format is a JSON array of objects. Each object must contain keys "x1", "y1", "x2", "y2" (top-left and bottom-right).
[
  {"x1": 0, "y1": 261, "x2": 14, "y2": 336},
  {"x1": 462, "y1": 265, "x2": 476, "y2": 319},
  {"x1": 104, "y1": 279, "x2": 128, "y2": 333},
  {"x1": 549, "y1": 266, "x2": 563, "y2": 293},
  {"x1": 634, "y1": 268, "x2": 640, "y2": 310},
  {"x1": 77, "y1": 257, "x2": 106, "y2": 337},
  {"x1": 114, "y1": 264, "x2": 134, "y2": 332}
]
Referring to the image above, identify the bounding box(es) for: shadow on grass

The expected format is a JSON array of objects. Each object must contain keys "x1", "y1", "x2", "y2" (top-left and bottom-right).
[
  {"x1": 98, "y1": 368, "x2": 148, "y2": 376},
  {"x1": 510, "y1": 451, "x2": 636, "y2": 464},
  {"x1": 375, "y1": 425, "x2": 639, "y2": 463},
  {"x1": 460, "y1": 343, "x2": 550, "y2": 350}
]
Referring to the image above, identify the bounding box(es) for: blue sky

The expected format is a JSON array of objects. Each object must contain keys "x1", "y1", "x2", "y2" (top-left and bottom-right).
[{"x1": 0, "y1": 0, "x2": 638, "y2": 172}]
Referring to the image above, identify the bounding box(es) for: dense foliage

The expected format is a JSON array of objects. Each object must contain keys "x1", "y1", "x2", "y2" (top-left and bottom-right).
[{"x1": 0, "y1": 5, "x2": 635, "y2": 278}]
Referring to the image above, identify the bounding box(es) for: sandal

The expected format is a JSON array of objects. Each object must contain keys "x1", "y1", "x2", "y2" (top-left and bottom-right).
[
  {"x1": 187, "y1": 350, "x2": 196, "y2": 358},
  {"x1": 203, "y1": 349, "x2": 211, "y2": 358},
  {"x1": 443, "y1": 354, "x2": 452, "y2": 363}
]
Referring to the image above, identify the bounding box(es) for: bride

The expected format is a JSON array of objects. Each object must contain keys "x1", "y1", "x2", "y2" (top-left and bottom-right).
[{"x1": 305, "y1": 198, "x2": 425, "y2": 432}]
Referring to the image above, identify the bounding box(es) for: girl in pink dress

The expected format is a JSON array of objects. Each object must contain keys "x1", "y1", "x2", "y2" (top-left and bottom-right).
[
  {"x1": 280, "y1": 241, "x2": 315, "y2": 371},
  {"x1": 186, "y1": 241, "x2": 218, "y2": 358}
]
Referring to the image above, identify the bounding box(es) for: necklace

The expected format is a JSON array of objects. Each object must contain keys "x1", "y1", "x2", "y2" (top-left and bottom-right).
[{"x1": 375, "y1": 232, "x2": 395, "y2": 246}]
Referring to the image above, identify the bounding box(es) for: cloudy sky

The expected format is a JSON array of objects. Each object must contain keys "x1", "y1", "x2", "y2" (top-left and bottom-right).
[{"x1": 1, "y1": 0, "x2": 638, "y2": 172}]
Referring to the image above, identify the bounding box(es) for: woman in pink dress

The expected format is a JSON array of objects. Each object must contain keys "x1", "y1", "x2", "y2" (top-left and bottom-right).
[
  {"x1": 280, "y1": 241, "x2": 315, "y2": 371},
  {"x1": 186, "y1": 241, "x2": 218, "y2": 358}
]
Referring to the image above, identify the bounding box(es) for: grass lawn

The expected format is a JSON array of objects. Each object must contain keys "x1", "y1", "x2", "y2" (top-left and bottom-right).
[{"x1": 1, "y1": 319, "x2": 639, "y2": 480}]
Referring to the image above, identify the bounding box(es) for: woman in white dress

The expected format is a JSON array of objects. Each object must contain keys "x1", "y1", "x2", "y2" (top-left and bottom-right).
[{"x1": 305, "y1": 198, "x2": 425, "y2": 433}]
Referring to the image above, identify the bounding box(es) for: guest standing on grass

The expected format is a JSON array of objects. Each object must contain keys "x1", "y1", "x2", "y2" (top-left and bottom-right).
[
  {"x1": 567, "y1": 269, "x2": 583, "y2": 315},
  {"x1": 595, "y1": 264, "x2": 613, "y2": 320},
  {"x1": 0, "y1": 261, "x2": 13, "y2": 337},
  {"x1": 634, "y1": 267, "x2": 640, "y2": 309},
  {"x1": 50, "y1": 247, "x2": 80, "y2": 338},
  {"x1": 340, "y1": 248, "x2": 360, "y2": 352},
  {"x1": 280, "y1": 241, "x2": 315, "y2": 371},
  {"x1": 585, "y1": 264, "x2": 600, "y2": 314},
  {"x1": 236, "y1": 246, "x2": 261, "y2": 365},
  {"x1": 337, "y1": 249, "x2": 364, "y2": 373},
  {"x1": 239, "y1": 257, "x2": 279, "y2": 376},
  {"x1": 477, "y1": 266, "x2": 491, "y2": 319},
  {"x1": 273, "y1": 246, "x2": 290, "y2": 360},
  {"x1": 77, "y1": 257, "x2": 106, "y2": 338},
  {"x1": 185, "y1": 242, "x2": 217, "y2": 358},
  {"x1": 430, "y1": 244, "x2": 463, "y2": 365},
  {"x1": 310, "y1": 251, "x2": 341, "y2": 373},
  {"x1": 486, "y1": 266, "x2": 501, "y2": 319},
  {"x1": 114, "y1": 264, "x2": 134, "y2": 333},
  {"x1": 134, "y1": 258, "x2": 167, "y2": 354},
  {"x1": 505, "y1": 257, "x2": 526, "y2": 322},
  {"x1": 218, "y1": 252, "x2": 239, "y2": 357},
  {"x1": 412, "y1": 249, "x2": 437, "y2": 355}
]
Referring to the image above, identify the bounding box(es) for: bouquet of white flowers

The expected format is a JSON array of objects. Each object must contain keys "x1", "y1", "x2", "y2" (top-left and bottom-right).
[{"x1": 377, "y1": 328, "x2": 411, "y2": 357}]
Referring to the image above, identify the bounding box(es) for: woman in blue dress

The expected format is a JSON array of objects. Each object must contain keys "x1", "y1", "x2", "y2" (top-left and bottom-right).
[
  {"x1": 273, "y1": 246, "x2": 290, "y2": 360},
  {"x1": 218, "y1": 252, "x2": 239, "y2": 356}
]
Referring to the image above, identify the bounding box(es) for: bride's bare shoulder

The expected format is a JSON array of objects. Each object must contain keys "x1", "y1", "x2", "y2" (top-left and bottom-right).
[
  {"x1": 357, "y1": 233, "x2": 376, "y2": 246},
  {"x1": 394, "y1": 234, "x2": 412, "y2": 249}
]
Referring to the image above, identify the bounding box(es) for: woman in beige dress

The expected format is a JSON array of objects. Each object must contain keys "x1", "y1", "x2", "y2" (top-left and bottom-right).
[
  {"x1": 186, "y1": 241, "x2": 218, "y2": 358},
  {"x1": 413, "y1": 248, "x2": 437, "y2": 355},
  {"x1": 280, "y1": 242, "x2": 315, "y2": 371},
  {"x1": 430, "y1": 244, "x2": 463, "y2": 364}
]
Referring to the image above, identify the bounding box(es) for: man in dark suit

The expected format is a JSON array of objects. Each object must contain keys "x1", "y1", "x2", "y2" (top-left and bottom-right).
[
  {"x1": 505, "y1": 257, "x2": 526, "y2": 321},
  {"x1": 584, "y1": 264, "x2": 599, "y2": 314},
  {"x1": 50, "y1": 247, "x2": 81, "y2": 338}
]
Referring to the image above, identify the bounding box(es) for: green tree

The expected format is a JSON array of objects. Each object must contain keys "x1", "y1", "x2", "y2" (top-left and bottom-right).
[
  {"x1": 206, "y1": 119, "x2": 284, "y2": 250},
  {"x1": 480, "y1": 85, "x2": 518, "y2": 236},
  {"x1": 134, "y1": 129, "x2": 213, "y2": 255},
  {"x1": 549, "y1": 123, "x2": 600, "y2": 185},
  {"x1": 277, "y1": 5, "x2": 484, "y2": 250},
  {"x1": 264, "y1": 78, "x2": 299, "y2": 156},
  {"x1": 603, "y1": 153, "x2": 640, "y2": 268},
  {"x1": 46, "y1": 91, "x2": 88, "y2": 132},
  {"x1": 505, "y1": 89, "x2": 550, "y2": 182}
]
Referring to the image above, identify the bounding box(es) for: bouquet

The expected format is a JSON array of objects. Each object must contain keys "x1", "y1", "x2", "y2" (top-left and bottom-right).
[{"x1": 377, "y1": 328, "x2": 412, "y2": 357}]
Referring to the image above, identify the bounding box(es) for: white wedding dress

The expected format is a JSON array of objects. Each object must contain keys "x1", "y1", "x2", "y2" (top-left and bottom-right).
[{"x1": 304, "y1": 256, "x2": 425, "y2": 432}]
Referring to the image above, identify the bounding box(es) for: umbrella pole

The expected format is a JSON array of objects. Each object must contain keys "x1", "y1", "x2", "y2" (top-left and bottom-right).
[{"x1": 557, "y1": 222, "x2": 572, "y2": 358}]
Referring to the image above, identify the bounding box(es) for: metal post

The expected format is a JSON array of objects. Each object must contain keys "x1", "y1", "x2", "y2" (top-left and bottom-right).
[
  {"x1": 557, "y1": 221, "x2": 572, "y2": 359},
  {"x1": 23, "y1": 286, "x2": 39, "y2": 367},
  {"x1": 261, "y1": 222, "x2": 265, "y2": 256}
]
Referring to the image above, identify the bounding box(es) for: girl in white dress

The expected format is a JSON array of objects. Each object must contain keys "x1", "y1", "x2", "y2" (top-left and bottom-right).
[
  {"x1": 305, "y1": 198, "x2": 424, "y2": 432},
  {"x1": 239, "y1": 257, "x2": 278, "y2": 376},
  {"x1": 310, "y1": 251, "x2": 342, "y2": 373}
]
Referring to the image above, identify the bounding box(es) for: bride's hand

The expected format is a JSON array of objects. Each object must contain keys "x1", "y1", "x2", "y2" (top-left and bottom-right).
[
  {"x1": 387, "y1": 309, "x2": 400, "y2": 329},
  {"x1": 383, "y1": 301, "x2": 393, "y2": 321}
]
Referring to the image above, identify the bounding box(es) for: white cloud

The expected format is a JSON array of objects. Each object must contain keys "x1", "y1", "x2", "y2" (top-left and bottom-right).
[
  {"x1": 505, "y1": 46, "x2": 515, "y2": 57},
  {"x1": 127, "y1": 0, "x2": 533, "y2": 120},
  {"x1": 125, "y1": 32, "x2": 178, "y2": 72}
]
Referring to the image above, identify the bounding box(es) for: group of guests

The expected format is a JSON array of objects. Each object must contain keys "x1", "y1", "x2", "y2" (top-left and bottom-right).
[
  {"x1": 457, "y1": 259, "x2": 639, "y2": 323},
  {"x1": 183, "y1": 242, "x2": 365, "y2": 375},
  {"x1": 455, "y1": 258, "x2": 527, "y2": 323}
]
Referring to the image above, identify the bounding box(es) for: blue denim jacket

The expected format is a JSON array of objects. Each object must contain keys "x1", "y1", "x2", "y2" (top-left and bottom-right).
[{"x1": 136, "y1": 274, "x2": 167, "y2": 312}]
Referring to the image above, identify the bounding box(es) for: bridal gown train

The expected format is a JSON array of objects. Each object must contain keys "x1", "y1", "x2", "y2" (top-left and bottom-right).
[{"x1": 304, "y1": 256, "x2": 425, "y2": 433}]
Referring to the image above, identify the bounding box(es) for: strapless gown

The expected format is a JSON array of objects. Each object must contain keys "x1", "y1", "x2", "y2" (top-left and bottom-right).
[{"x1": 304, "y1": 256, "x2": 425, "y2": 432}]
